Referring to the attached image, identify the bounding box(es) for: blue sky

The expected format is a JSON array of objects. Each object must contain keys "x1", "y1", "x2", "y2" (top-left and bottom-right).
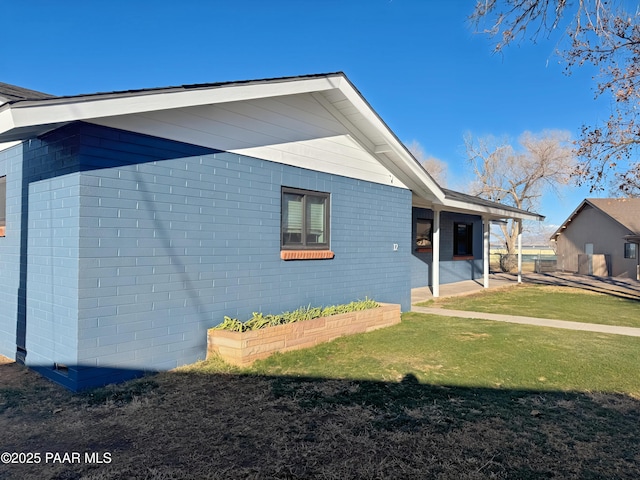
[{"x1": 3, "y1": 1, "x2": 615, "y2": 231}]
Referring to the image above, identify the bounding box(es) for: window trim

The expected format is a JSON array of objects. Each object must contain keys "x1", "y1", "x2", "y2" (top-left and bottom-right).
[
  {"x1": 453, "y1": 222, "x2": 473, "y2": 258},
  {"x1": 281, "y1": 186, "x2": 331, "y2": 253}
]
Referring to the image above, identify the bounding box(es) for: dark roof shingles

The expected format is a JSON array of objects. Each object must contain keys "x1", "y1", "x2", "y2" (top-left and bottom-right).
[{"x1": 0, "y1": 82, "x2": 55, "y2": 104}]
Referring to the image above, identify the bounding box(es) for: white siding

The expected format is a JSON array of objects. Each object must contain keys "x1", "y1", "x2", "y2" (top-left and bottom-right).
[{"x1": 89, "y1": 93, "x2": 407, "y2": 188}]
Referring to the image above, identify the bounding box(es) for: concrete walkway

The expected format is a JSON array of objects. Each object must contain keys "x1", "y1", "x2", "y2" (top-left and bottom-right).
[
  {"x1": 411, "y1": 272, "x2": 640, "y2": 337},
  {"x1": 411, "y1": 305, "x2": 640, "y2": 337}
]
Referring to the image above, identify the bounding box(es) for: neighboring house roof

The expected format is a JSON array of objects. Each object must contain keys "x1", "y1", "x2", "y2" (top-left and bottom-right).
[
  {"x1": 551, "y1": 198, "x2": 640, "y2": 241},
  {"x1": 0, "y1": 72, "x2": 542, "y2": 221},
  {"x1": 588, "y1": 198, "x2": 640, "y2": 233},
  {"x1": 0, "y1": 82, "x2": 55, "y2": 105}
]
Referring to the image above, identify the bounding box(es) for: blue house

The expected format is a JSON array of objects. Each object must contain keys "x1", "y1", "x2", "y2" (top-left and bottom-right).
[{"x1": 0, "y1": 73, "x2": 542, "y2": 390}]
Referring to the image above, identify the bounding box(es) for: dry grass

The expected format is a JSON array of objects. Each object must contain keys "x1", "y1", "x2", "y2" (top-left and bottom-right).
[{"x1": 2, "y1": 355, "x2": 640, "y2": 479}]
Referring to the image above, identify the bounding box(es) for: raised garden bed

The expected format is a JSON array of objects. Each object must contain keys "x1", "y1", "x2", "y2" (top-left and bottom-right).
[{"x1": 207, "y1": 303, "x2": 401, "y2": 366}]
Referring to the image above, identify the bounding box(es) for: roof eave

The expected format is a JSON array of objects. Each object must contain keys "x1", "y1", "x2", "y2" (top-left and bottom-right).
[
  {"x1": 0, "y1": 73, "x2": 447, "y2": 205},
  {"x1": 550, "y1": 199, "x2": 588, "y2": 240},
  {"x1": 0, "y1": 73, "x2": 444, "y2": 205},
  {"x1": 0, "y1": 74, "x2": 346, "y2": 143},
  {"x1": 334, "y1": 76, "x2": 446, "y2": 203},
  {"x1": 438, "y1": 188, "x2": 544, "y2": 221},
  {"x1": 550, "y1": 198, "x2": 640, "y2": 241},
  {"x1": 0, "y1": 73, "x2": 538, "y2": 218}
]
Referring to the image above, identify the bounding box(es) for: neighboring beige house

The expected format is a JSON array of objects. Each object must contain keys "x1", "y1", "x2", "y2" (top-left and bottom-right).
[{"x1": 551, "y1": 198, "x2": 640, "y2": 279}]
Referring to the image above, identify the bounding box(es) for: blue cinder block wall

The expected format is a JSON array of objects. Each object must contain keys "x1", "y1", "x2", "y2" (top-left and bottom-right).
[
  {"x1": 0, "y1": 144, "x2": 24, "y2": 361},
  {"x1": 1, "y1": 122, "x2": 412, "y2": 390},
  {"x1": 0, "y1": 135, "x2": 87, "y2": 389},
  {"x1": 411, "y1": 207, "x2": 483, "y2": 288}
]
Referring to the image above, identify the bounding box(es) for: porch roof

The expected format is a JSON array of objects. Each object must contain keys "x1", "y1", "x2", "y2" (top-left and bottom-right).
[
  {"x1": 441, "y1": 189, "x2": 543, "y2": 221},
  {"x1": 413, "y1": 188, "x2": 544, "y2": 222}
]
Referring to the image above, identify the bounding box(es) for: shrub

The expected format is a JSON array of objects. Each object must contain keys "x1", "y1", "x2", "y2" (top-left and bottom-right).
[
  {"x1": 214, "y1": 298, "x2": 380, "y2": 332},
  {"x1": 500, "y1": 254, "x2": 517, "y2": 273}
]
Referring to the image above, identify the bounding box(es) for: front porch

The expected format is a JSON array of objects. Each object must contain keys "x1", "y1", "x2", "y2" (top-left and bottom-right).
[{"x1": 410, "y1": 190, "x2": 541, "y2": 298}]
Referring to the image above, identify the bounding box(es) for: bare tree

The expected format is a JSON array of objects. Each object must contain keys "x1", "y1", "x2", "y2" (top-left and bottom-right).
[
  {"x1": 406, "y1": 140, "x2": 448, "y2": 186},
  {"x1": 470, "y1": 0, "x2": 640, "y2": 195},
  {"x1": 465, "y1": 130, "x2": 575, "y2": 271}
]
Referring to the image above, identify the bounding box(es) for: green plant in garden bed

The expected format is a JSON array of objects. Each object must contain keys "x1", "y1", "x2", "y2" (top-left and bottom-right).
[{"x1": 215, "y1": 298, "x2": 380, "y2": 332}]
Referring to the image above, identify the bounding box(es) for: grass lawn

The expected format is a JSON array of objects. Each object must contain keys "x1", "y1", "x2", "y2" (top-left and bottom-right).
[
  {"x1": 250, "y1": 313, "x2": 640, "y2": 394},
  {"x1": 2, "y1": 313, "x2": 640, "y2": 479},
  {"x1": 418, "y1": 284, "x2": 640, "y2": 327}
]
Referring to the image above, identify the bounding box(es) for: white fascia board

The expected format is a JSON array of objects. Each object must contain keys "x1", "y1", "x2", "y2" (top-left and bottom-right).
[
  {"x1": 0, "y1": 140, "x2": 20, "y2": 152},
  {"x1": 441, "y1": 198, "x2": 544, "y2": 221},
  {"x1": 311, "y1": 90, "x2": 434, "y2": 198},
  {"x1": 0, "y1": 107, "x2": 15, "y2": 135},
  {"x1": 5, "y1": 76, "x2": 343, "y2": 133},
  {"x1": 335, "y1": 79, "x2": 446, "y2": 203}
]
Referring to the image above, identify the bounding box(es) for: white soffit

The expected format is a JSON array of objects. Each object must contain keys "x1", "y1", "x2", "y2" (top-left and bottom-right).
[
  {"x1": 1, "y1": 76, "x2": 343, "y2": 135},
  {"x1": 88, "y1": 90, "x2": 410, "y2": 188}
]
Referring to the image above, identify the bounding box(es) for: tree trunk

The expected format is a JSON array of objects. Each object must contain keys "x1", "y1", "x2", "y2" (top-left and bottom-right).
[{"x1": 499, "y1": 219, "x2": 521, "y2": 273}]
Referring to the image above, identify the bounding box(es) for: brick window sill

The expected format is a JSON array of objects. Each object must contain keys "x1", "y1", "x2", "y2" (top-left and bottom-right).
[
  {"x1": 415, "y1": 247, "x2": 432, "y2": 253},
  {"x1": 281, "y1": 250, "x2": 335, "y2": 261}
]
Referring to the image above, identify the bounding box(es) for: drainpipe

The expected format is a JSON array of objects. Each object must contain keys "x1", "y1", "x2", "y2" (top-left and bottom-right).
[{"x1": 432, "y1": 208, "x2": 440, "y2": 298}]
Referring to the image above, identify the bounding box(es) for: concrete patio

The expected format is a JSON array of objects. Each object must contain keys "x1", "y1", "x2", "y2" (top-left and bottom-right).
[{"x1": 411, "y1": 274, "x2": 519, "y2": 303}]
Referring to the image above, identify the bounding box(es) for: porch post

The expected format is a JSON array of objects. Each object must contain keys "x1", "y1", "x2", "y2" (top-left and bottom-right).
[
  {"x1": 483, "y1": 217, "x2": 490, "y2": 289},
  {"x1": 517, "y1": 220, "x2": 522, "y2": 284},
  {"x1": 432, "y1": 208, "x2": 440, "y2": 298}
]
